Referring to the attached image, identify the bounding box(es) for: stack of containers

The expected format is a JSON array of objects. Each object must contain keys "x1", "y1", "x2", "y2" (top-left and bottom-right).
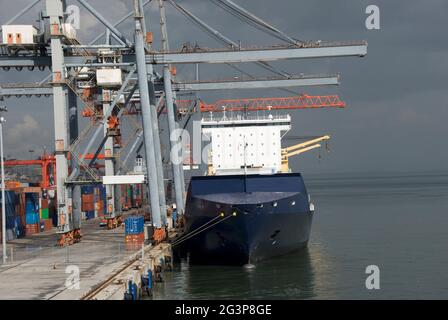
[
  {"x1": 133, "y1": 184, "x2": 143, "y2": 208},
  {"x1": 127, "y1": 185, "x2": 133, "y2": 209},
  {"x1": 39, "y1": 197, "x2": 52, "y2": 232},
  {"x1": 81, "y1": 186, "x2": 95, "y2": 220},
  {"x1": 0, "y1": 191, "x2": 19, "y2": 241},
  {"x1": 25, "y1": 194, "x2": 40, "y2": 235},
  {"x1": 121, "y1": 185, "x2": 131, "y2": 211},
  {"x1": 128, "y1": 184, "x2": 137, "y2": 208},
  {"x1": 124, "y1": 215, "x2": 145, "y2": 249},
  {"x1": 15, "y1": 191, "x2": 26, "y2": 237},
  {"x1": 93, "y1": 186, "x2": 100, "y2": 218},
  {"x1": 94, "y1": 185, "x2": 106, "y2": 217},
  {"x1": 101, "y1": 185, "x2": 107, "y2": 216}
]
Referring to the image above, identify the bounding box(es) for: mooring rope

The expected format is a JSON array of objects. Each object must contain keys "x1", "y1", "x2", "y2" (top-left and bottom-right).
[
  {"x1": 171, "y1": 213, "x2": 236, "y2": 247},
  {"x1": 170, "y1": 214, "x2": 222, "y2": 245}
]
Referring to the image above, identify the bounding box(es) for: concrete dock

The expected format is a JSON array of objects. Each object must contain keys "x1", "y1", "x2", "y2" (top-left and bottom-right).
[{"x1": 0, "y1": 209, "x2": 173, "y2": 300}]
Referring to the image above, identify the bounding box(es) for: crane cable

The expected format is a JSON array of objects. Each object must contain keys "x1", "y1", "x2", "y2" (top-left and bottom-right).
[
  {"x1": 168, "y1": 0, "x2": 299, "y2": 95},
  {"x1": 209, "y1": 0, "x2": 304, "y2": 45},
  {"x1": 171, "y1": 213, "x2": 235, "y2": 247},
  {"x1": 168, "y1": 0, "x2": 257, "y2": 79},
  {"x1": 169, "y1": 0, "x2": 291, "y2": 79}
]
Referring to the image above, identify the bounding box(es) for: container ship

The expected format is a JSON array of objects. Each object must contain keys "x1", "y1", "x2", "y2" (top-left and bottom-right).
[{"x1": 183, "y1": 113, "x2": 329, "y2": 265}]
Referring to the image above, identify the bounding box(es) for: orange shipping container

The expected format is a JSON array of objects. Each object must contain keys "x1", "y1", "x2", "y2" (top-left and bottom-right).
[
  {"x1": 42, "y1": 219, "x2": 53, "y2": 231},
  {"x1": 125, "y1": 233, "x2": 145, "y2": 244},
  {"x1": 26, "y1": 224, "x2": 40, "y2": 235},
  {"x1": 41, "y1": 199, "x2": 49, "y2": 209}
]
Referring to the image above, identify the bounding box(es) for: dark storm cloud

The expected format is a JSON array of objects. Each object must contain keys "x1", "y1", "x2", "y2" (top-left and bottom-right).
[{"x1": 0, "y1": 0, "x2": 446, "y2": 173}]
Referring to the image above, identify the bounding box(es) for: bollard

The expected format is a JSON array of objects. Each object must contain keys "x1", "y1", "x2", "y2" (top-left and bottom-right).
[
  {"x1": 164, "y1": 255, "x2": 172, "y2": 271},
  {"x1": 141, "y1": 270, "x2": 153, "y2": 297},
  {"x1": 124, "y1": 280, "x2": 134, "y2": 300},
  {"x1": 132, "y1": 282, "x2": 138, "y2": 300}
]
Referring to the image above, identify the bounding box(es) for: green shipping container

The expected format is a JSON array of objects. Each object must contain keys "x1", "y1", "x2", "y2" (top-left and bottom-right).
[{"x1": 41, "y1": 207, "x2": 49, "y2": 220}]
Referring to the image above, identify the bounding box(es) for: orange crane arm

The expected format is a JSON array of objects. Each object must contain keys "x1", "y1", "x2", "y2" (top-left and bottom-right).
[
  {"x1": 81, "y1": 95, "x2": 345, "y2": 117},
  {"x1": 199, "y1": 95, "x2": 345, "y2": 112}
]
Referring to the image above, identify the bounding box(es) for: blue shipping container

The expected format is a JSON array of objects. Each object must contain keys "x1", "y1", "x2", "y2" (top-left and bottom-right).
[
  {"x1": 81, "y1": 186, "x2": 94, "y2": 195},
  {"x1": 85, "y1": 210, "x2": 95, "y2": 220},
  {"x1": 1, "y1": 191, "x2": 17, "y2": 229},
  {"x1": 26, "y1": 213, "x2": 40, "y2": 225},
  {"x1": 125, "y1": 216, "x2": 144, "y2": 235}
]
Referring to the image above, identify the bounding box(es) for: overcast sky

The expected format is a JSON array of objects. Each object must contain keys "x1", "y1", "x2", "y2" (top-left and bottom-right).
[{"x1": 0, "y1": 0, "x2": 447, "y2": 176}]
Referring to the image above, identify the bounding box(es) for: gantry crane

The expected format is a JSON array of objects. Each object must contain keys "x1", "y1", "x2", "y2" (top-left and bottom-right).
[
  {"x1": 0, "y1": 0, "x2": 367, "y2": 245},
  {"x1": 4, "y1": 153, "x2": 107, "y2": 189}
]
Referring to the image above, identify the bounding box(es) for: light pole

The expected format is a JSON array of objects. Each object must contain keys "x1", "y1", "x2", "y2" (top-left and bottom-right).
[{"x1": 0, "y1": 105, "x2": 7, "y2": 264}]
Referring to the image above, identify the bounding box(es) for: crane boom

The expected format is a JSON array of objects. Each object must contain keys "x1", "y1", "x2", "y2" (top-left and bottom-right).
[
  {"x1": 283, "y1": 135, "x2": 331, "y2": 153},
  {"x1": 81, "y1": 95, "x2": 346, "y2": 117},
  {"x1": 199, "y1": 95, "x2": 345, "y2": 112},
  {"x1": 280, "y1": 135, "x2": 331, "y2": 172},
  {"x1": 284, "y1": 144, "x2": 321, "y2": 158}
]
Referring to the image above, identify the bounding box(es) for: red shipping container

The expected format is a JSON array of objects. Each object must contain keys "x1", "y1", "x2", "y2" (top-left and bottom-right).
[
  {"x1": 26, "y1": 223, "x2": 40, "y2": 235},
  {"x1": 125, "y1": 233, "x2": 145, "y2": 250},
  {"x1": 41, "y1": 199, "x2": 49, "y2": 209},
  {"x1": 125, "y1": 233, "x2": 145, "y2": 244},
  {"x1": 42, "y1": 219, "x2": 53, "y2": 231}
]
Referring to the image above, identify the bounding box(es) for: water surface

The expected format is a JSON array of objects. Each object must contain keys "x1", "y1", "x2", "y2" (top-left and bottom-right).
[{"x1": 153, "y1": 172, "x2": 448, "y2": 299}]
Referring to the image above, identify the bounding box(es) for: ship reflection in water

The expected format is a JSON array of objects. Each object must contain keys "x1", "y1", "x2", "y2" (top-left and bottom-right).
[{"x1": 153, "y1": 246, "x2": 332, "y2": 299}]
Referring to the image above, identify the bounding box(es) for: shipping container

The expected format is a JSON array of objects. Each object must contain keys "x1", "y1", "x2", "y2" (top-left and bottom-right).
[
  {"x1": 125, "y1": 233, "x2": 145, "y2": 250},
  {"x1": 85, "y1": 210, "x2": 95, "y2": 220},
  {"x1": 25, "y1": 223, "x2": 40, "y2": 235},
  {"x1": 125, "y1": 216, "x2": 145, "y2": 235}
]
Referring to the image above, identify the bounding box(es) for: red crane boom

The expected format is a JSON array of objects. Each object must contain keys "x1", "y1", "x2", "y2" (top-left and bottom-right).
[
  {"x1": 81, "y1": 94, "x2": 346, "y2": 117},
  {"x1": 198, "y1": 95, "x2": 345, "y2": 113}
]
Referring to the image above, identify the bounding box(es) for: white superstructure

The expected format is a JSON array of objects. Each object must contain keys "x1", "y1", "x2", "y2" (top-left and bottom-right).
[{"x1": 202, "y1": 113, "x2": 291, "y2": 175}]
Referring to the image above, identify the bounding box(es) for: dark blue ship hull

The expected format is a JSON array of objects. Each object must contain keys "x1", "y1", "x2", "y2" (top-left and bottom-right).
[{"x1": 183, "y1": 173, "x2": 313, "y2": 265}]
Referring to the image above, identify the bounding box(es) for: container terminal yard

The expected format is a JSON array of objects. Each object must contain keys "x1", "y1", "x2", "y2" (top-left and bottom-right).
[{"x1": 0, "y1": 0, "x2": 367, "y2": 300}]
